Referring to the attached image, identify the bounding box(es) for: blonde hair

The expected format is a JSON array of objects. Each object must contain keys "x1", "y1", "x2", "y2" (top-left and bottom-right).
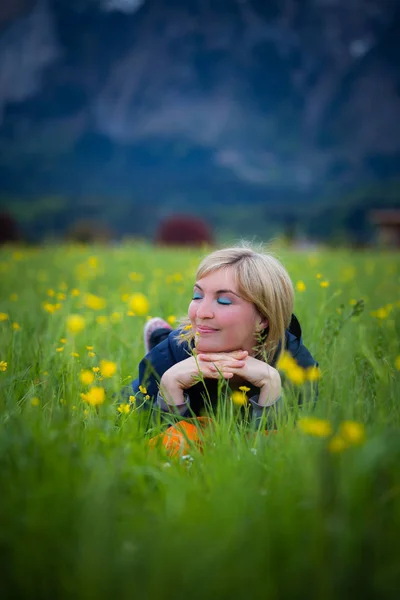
[{"x1": 178, "y1": 243, "x2": 294, "y2": 363}]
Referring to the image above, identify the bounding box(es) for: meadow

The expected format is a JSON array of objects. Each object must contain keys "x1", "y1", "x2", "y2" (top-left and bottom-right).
[{"x1": 0, "y1": 241, "x2": 399, "y2": 599}]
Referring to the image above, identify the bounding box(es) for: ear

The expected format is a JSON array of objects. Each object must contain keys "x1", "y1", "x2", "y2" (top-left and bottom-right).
[{"x1": 257, "y1": 316, "x2": 269, "y2": 331}]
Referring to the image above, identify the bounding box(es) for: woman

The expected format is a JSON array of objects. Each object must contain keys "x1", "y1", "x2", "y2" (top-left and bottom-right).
[{"x1": 125, "y1": 245, "x2": 318, "y2": 434}]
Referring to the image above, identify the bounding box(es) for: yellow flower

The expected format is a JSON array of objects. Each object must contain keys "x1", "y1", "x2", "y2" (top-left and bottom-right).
[
  {"x1": 167, "y1": 315, "x2": 177, "y2": 325},
  {"x1": 86, "y1": 346, "x2": 94, "y2": 351},
  {"x1": 328, "y1": 435, "x2": 348, "y2": 453},
  {"x1": 183, "y1": 324, "x2": 192, "y2": 331},
  {"x1": 118, "y1": 403, "x2": 130, "y2": 414},
  {"x1": 231, "y1": 390, "x2": 248, "y2": 406},
  {"x1": 129, "y1": 395, "x2": 136, "y2": 403},
  {"x1": 128, "y1": 272, "x2": 144, "y2": 282},
  {"x1": 92, "y1": 367, "x2": 100, "y2": 373},
  {"x1": 80, "y1": 369, "x2": 95, "y2": 385},
  {"x1": 316, "y1": 273, "x2": 322, "y2": 279},
  {"x1": 126, "y1": 311, "x2": 135, "y2": 317},
  {"x1": 0, "y1": 313, "x2": 9, "y2": 321},
  {"x1": 306, "y1": 366, "x2": 321, "y2": 381},
  {"x1": 339, "y1": 421, "x2": 365, "y2": 446},
  {"x1": 12, "y1": 322, "x2": 20, "y2": 331},
  {"x1": 83, "y1": 386, "x2": 105, "y2": 406},
  {"x1": 395, "y1": 356, "x2": 400, "y2": 371},
  {"x1": 286, "y1": 364, "x2": 307, "y2": 385},
  {"x1": 320, "y1": 281, "x2": 329, "y2": 288},
  {"x1": 121, "y1": 293, "x2": 130, "y2": 303},
  {"x1": 0, "y1": 361, "x2": 7, "y2": 372},
  {"x1": 298, "y1": 417, "x2": 332, "y2": 438},
  {"x1": 71, "y1": 288, "x2": 80, "y2": 297},
  {"x1": 60, "y1": 338, "x2": 67, "y2": 344},
  {"x1": 43, "y1": 302, "x2": 57, "y2": 314},
  {"x1": 88, "y1": 351, "x2": 95, "y2": 358},
  {"x1": 88, "y1": 256, "x2": 99, "y2": 269},
  {"x1": 96, "y1": 316, "x2": 108, "y2": 325},
  {"x1": 47, "y1": 288, "x2": 55, "y2": 297},
  {"x1": 349, "y1": 299, "x2": 357, "y2": 306},
  {"x1": 70, "y1": 352, "x2": 79, "y2": 358},
  {"x1": 100, "y1": 359, "x2": 117, "y2": 378},
  {"x1": 139, "y1": 385, "x2": 147, "y2": 395},
  {"x1": 110, "y1": 312, "x2": 122, "y2": 324},
  {"x1": 57, "y1": 292, "x2": 66, "y2": 301},
  {"x1": 129, "y1": 293, "x2": 150, "y2": 316},
  {"x1": 56, "y1": 347, "x2": 64, "y2": 352},
  {"x1": 31, "y1": 397, "x2": 40, "y2": 407},
  {"x1": 370, "y1": 307, "x2": 389, "y2": 320},
  {"x1": 296, "y1": 280, "x2": 306, "y2": 292},
  {"x1": 66, "y1": 314, "x2": 86, "y2": 334},
  {"x1": 239, "y1": 385, "x2": 251, "y2": 393},
  {"x1": 84, "y1": 293, "x2": 106, "y2": 311}
]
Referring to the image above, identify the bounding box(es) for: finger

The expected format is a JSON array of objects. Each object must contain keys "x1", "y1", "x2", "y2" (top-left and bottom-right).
[{"x1": 199, "y1": 351, "x2": 247, "y2": 361}]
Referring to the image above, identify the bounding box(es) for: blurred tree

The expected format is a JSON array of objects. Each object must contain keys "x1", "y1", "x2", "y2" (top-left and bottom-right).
[{"x1": 155, "y1": 214, "x2": 214, "y2": 247}]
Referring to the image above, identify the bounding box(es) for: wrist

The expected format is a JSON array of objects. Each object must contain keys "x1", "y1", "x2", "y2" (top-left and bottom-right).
[
  {"x1": 159, "y1": 374, "x2": 185, "y2": 405},
  {"x1": 258, "y1": 371, "x2": 281, "y2": 406}
]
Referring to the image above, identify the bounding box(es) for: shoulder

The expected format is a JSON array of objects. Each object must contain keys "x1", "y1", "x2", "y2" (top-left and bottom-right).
[
  {"x1": 141, "y1": 329, "x2": 191, "y2": 373},
  {"x1": 271, "y1": 314, "x2": 318, "y2": 369}
]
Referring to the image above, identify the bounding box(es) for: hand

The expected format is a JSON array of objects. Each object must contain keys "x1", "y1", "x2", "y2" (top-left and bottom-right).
[
  {"x1": 198, "y1": 350, "x2": 281, "y2": 406},
  {"x1": 160, "y1": 351, "x2": 246, "y2": 405}
]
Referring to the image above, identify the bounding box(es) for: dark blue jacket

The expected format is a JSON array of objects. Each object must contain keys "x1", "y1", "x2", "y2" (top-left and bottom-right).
[{"x1": 127, "y1": 314, "x2": 318, "y2": 419}]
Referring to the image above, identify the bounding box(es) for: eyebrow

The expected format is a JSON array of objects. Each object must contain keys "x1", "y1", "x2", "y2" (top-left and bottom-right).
[{"x1": 194, "y1": 283, "x2": 241, "y2": 298}]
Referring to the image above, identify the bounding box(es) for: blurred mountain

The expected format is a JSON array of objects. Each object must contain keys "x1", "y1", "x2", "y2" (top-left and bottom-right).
[{"x1": 0, "y1": 0, "x2": 400, "y2": 218}]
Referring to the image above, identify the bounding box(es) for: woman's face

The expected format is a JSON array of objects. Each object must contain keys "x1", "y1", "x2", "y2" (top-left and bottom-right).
[{"x1": 188, "y1": 267, "x2": 267, "y2": 355}]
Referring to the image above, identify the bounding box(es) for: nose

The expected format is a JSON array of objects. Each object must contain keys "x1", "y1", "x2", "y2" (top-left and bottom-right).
[{"x1": 196, "y1": 298, "x2": 214, "y2": 319}]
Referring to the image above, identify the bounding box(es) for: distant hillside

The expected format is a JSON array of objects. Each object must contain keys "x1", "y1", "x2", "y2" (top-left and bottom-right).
[{"x1": 0, "y1": 0, "x2": 400, "y2": 228}]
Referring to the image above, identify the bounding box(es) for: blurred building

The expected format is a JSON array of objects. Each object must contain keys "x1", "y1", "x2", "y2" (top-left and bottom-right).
[{"x1": 369, "y1": 209, "x2": 400, "y2": 248}]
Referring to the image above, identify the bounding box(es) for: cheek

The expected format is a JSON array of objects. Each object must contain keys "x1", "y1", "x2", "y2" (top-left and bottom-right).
[{"x1": 188, "y1": 301, "x2": 196, "y2": 322}]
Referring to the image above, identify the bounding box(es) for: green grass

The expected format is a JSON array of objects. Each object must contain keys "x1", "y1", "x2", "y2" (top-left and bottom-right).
[{"x1": 0, "y1": 242, "x2": 399, "y2": 599}]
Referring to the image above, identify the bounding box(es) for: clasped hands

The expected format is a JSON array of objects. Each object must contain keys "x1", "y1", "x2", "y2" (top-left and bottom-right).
[{"x1": 160, "y1": 349, "x2": 281, "y2": 407}]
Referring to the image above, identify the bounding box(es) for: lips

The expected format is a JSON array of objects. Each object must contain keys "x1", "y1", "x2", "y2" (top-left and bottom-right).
[{"x1": 197, "y1": 325, "x2": 219, "y2": 333}]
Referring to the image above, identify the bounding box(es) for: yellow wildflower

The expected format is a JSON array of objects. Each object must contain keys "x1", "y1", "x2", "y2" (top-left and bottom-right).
[
  {"x1": 328, "y1": 435, "x2": 348, "y2": 453},
  {"x1": 43, "y1": 302, "x2": 57, "y2": 314},
  {"x1": 129, "y1": 272, "x2": 144, "y2": 282},
  {"x1": 395, "y1": 356, "x2": 400, "y2": 371},
  {"x1": 126, "y1": 311, "x2": 135, "y2": 317},
  {"x1": 370, "y1": 307, "x2": 389, "y2": 320},
  {"x1": 129, "y1": 395, "x2": 136, "y2": 403},
  {"x1": 277, "y1": 351, "x2": 297, "y2": 372},
  {"x1": 349, "y1": 299, "x2": 357, "y2": 306},
  {"x1": 57, "y1": 292, "x2": 66, "y2": 301},
  {"x1": 100, "y1": 359, "x2": 117, "y2": 378},
  {"x1": 182, "y1": 324, "x2": 192, "y2": 331},
  {"x1": 0, "y1": 361, "x2": 7, "y2": 372},
  {"x1": 86, "y1": 346, "x2": 94, "y2": 351},
  {"x1": 121, "y1": 293, "x2": 130, "y2": 303},
  {"x1": 306, "y1": 365, "x2": 321, "y2": 381},
  {"x1": 339, "y1": 421, "x2": 365, "y2": 446},
  {"x1": 231, "y1": 390, "x2": 248, "y2": 406},
  {"x1": 129, "y1": 293, "x2": 150, "y2": 316},
  {"x1": 92, "y1": 367, "x2": 100, "y2": 373},
  {"x1": 70, "y1": 352, "x2": 79, "y2": 358},
  {"x1": 316, "y1": 273, "x2": 322, "y2": 279},
  {"x1": 298, "y1": 417, "x2": 332, "y2": 438},
  {"x1": 167, "y1": 315, "x2": 177, "y2": 325},
  {"x1": 60, "y1": 338, "x2": 67, "y2": 344},
  {"x1": 31, "y1": 397, "x2": 40, "y2": 407},
  {"x1": 80, "y1": 369, "x2": 95, "y2": 385},
  {"x1": 47, "y1": 289, "x2": 55, "y2": 297},
  {"x1": 71, "y1": 288, "x2": 80, "y2": 297},
  {"x1": 83, "y1": 386, "x2": 105, "y2": 406},
  {"x1": 139, "y1": 385, "x2": 147, "y2": 395},
  {"x1": 96, "y1": 316, "x2": 108, "y2": 325},
  {"x1": 84, "y1": 293, "x2": 106, "y2": 311},
  {"x1": 320, "y1": 281, "x2": 329, "y2": 288},
  {"x1": 0, "y1": 313, "x2": 9, "y2": 321},
  {"x1": 88, "y1": 256, "x2": 99, "y2": 269},
  {"x1": 239, "y1": 385, "x2": 251, "y2": 393},
  {"x1": 118, "y1": 403, "x2": 130, "y2": 414},
  {"x1": 56, "y1": 347, "x2": 64, "y2": 352},
  {"x1": 66, "y1": 314, "x2": 86, "y2": 334},
  {"x1": 12, "y1": 322, "x2": 20, "y2": 331},
  {"x1": 296, "y1": 280, "x2": 306, "y2": 292},
  {"x1": 88, "y1": 351, "x2": 95, "y2": 358}
]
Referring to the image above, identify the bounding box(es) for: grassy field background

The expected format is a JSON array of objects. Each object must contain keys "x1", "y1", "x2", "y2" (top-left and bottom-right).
[{"x1": 0, "y1": 242, "x2": 399, "y2": 599}]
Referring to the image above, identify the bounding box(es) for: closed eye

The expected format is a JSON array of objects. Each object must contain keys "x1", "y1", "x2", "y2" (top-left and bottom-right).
[
  {"x1": 217, "y1": 297, "x2": 232, "y2": 305},
  {"x1": 192, "y1": 293, "x2": 203, "y2": 300}
]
